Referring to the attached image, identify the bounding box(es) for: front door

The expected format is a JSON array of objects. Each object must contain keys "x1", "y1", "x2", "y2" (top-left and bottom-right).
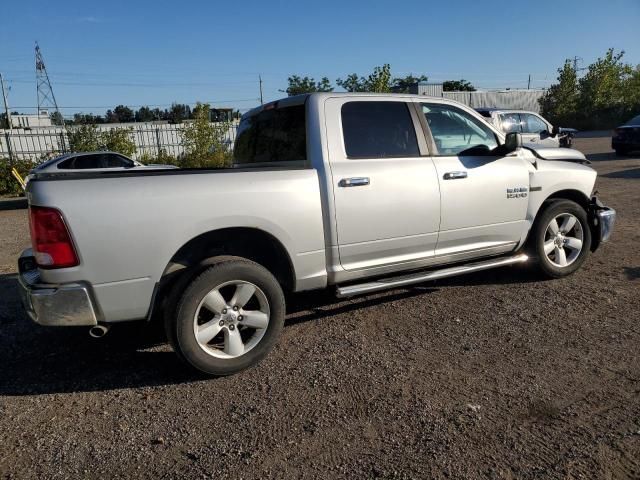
[
  {"x1": 419, "y1": 101, "x2": 530, "y2": 258},
  {"x1": 325, "y1": 98, "x2": 441, "y2": 271}
]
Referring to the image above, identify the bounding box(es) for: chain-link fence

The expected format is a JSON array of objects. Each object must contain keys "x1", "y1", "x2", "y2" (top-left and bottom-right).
[{"x1": 0, "y1": 123, "x2": 239, "y2": 163}]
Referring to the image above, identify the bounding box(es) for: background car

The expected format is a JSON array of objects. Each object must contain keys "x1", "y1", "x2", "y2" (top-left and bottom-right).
[
  {"x1": 612, "y1": 114, "x2": 640, "y2": 155},
  {"x1": 475, "y1": 108, "x2": 577, "y2": 148},
  {"x1": 31, "y1": 151, "x2": 177, "y2": 174}
]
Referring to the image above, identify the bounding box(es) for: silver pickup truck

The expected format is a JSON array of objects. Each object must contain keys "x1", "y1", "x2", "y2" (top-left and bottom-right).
[{"x1": 18, "y1": 93, "x2": 616, "y2": 375}]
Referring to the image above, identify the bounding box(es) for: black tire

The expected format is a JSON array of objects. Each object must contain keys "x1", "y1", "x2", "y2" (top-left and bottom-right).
[
  {"x1": 530, "y1": 199, "x2": 592, "y2": 279},
  {"x1": 167, "y1": 258, "x2": 285, "y2": 375}
]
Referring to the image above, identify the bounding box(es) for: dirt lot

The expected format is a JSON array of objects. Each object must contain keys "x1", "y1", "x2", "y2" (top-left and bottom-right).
[{"x1": 0, "y1": 135, "x2": 638, "y2": 479}]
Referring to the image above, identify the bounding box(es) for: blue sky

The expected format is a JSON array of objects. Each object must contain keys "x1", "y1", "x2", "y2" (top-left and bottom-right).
[{"x1": 1, "y1": 0, "x2": 638, "y2": 116}]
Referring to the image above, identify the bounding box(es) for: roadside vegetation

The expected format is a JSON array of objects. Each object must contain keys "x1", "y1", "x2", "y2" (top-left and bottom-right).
[
  {"x1": 179, "y1": 103, "x2": 232, "y2": 168},
  {"x1": 0, "y1": 157, "x2": 35, "y2": 196},
  {"x1": 540, "y1": 48, "x2": 640, "y2": 130},
  {"x1": 284, "y1": 64, "x2": 474, "y2": 95},
  {"x1": 67, "y1": 125, "x2": 137, "y2": 157}
]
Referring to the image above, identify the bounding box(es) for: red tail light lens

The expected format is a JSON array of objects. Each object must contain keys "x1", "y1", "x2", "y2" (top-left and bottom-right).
[{"x1": 29, "y1": 206, "x2": 79, "y2": 269}]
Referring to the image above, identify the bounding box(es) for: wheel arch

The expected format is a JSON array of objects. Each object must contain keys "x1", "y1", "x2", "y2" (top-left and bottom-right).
[
  {"x1": 544, "y1": 189, "x2": 591, "y2": 210},
  {"x1": 164, "y1": 227, "x2": 295, "y2": 288},
  {"x1": 148, "y1": 227, "x2": 296, "y2": 323},
  {"x1": 523, "y1": 189, "x2": 592, "y2": 251}
]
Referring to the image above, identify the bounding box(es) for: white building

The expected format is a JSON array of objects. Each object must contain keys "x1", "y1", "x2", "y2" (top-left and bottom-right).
[{"x1": 10, "y1": 113, "x2": 52, "y2": 129}]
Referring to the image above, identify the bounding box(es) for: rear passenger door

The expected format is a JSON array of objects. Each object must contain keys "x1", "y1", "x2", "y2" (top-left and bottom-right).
[{"x1": 325, "y1": 98, "x2": 441, "y2": 271}]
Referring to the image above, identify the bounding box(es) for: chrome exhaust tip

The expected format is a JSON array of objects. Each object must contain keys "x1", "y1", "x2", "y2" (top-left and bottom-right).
[{"x1": 89, "y1": 324, "x2": 110, "y2": 338}]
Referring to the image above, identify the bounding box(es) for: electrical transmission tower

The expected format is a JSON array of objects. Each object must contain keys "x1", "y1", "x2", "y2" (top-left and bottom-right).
[{"x1": 35, "y1": 42, "x2": 63, "y2": 125}]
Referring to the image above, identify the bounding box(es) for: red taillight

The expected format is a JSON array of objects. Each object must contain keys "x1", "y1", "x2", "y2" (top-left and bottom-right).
[{"x1": 29, "y1": 206, "x2": 79, "y2": 269}]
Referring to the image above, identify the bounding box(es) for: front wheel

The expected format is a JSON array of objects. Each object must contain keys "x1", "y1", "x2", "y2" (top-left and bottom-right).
[
  {"x1": 168, "y1": 258, "x2": 285, "y2": 375},
  {"x1": 530, "y1": 200, "x2": 592, "y2": 278}
]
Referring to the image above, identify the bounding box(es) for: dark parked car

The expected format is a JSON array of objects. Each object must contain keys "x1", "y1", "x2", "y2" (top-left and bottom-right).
[{"x1": 612, "y1": 115, "x2": 640, "y2": 155}]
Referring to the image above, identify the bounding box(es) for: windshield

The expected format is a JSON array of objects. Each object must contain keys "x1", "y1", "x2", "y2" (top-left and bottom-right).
[{"x1": 624, "y1": 115, "x2": 640, "y2": 126}]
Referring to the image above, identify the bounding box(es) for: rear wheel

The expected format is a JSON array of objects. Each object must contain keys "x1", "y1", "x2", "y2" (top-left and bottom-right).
[
  {"x1": 531, "y1": 200, "x2": 591, "y2": 278},
  {"x1": 167, "y1": 258, "x2": 285, "y2": 375}
]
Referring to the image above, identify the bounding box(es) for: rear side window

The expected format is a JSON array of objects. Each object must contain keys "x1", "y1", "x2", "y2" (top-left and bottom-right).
[
  {"x1": 341, "y1": 102, "x2": 420, "y2": 158},
  {"x1": 234, "y1": 105, "x2": 306, "y2": 165},
  {"x1": 57, "y1": 153, "x2": 134, "y2": 169}
]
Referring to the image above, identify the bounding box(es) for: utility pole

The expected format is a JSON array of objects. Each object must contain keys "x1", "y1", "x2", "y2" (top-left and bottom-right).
[
  {"x1": 0, "y1": 73, "x2": 12, "y2": 131},
  {"x1": 527, "y1": 74, "x2": 531, "y2": 89},
  {"x1": 259, "y1": 75, "x2": 264, "y2": 105}
]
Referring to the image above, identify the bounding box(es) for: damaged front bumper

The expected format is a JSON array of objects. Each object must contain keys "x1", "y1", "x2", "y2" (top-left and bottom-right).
[{"x1": 589, "y1": 197, "x2": 616, "y2": 250}]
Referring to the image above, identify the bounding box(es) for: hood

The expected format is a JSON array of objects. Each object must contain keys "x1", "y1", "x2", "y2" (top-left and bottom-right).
[{"x1": 525, "y1": 145, "x2": 589, "y2": 164}]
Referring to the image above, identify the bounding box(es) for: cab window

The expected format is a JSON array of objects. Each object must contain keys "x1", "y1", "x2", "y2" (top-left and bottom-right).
[
  {"x1": 422, "y1": 103, "x2": 498, "y2": 156},
  {"x1": 341, "y1": 101, "x2": 420, "y2": 158}
]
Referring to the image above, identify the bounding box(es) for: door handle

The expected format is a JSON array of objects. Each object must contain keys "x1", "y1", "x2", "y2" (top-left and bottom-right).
[
  {"x1": 339, "y1": 177, "x2": 370, "y2": 187},
  {"x1": 443, "y1": 171, "x2": 467, "y2": 180}
]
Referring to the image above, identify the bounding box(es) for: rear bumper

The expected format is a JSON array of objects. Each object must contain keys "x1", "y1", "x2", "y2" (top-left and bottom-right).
[{"x1": 18, "y1": 249, "x2": 98, "y2": 327}]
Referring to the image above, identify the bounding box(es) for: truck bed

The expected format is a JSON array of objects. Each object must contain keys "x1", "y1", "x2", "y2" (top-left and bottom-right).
[{"x1": 26, "y1": 166, "x2": 327, "y2": 321}]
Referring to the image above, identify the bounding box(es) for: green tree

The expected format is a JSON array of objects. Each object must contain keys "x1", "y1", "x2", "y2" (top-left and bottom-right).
[
  {"x1": 336, "y1": 73, "x2": 365, "y2": 92},
  {"x1": 442, "y1": 79, "x2": 476, "y2": 92},
  {"x1": 68, "y1": 124, "x2": 136, "y2": 156},
  {"x1": 105, "y1": 105, "x2": 134, "y2": 123},
  {"x1": 101, "y1": 128, "x2": 136, "y2": 157},
  {"x1": 180, "y1": 102, "x2": 231, "y2": 168},
  {"x1": 337, "y1": 64, "x2": 393, "y2": 93},
  {"x1": 49, "y1": 111, "x2": 65, "y2": 126},
  {"x1": 577, "y1": 48, "x2": 634, "y2": 127},
  {"x1": 73, "y1": 113, "x2": 105, "y2": 124},
  {"x1": 135, "y1": 106, "x2": 155, "y2": 122},
  {"x1": 391, "y1": 74, "x2": 428, "y2": 93},
  {"x1": 624, "y1": 65, "x2": 640, "y2": 115},
  {"x1": 68, "y1": 124, "x2": 102, "y2": 151},
  {"x1": 285, "y1": 75, "x2": 333, "y2": 96},
  {"x1": 539, "y1": 60, "x2": 579, "y2": 126},
  {"x1": 168, "y1": 103, "x2": 191, "y2": 124}
]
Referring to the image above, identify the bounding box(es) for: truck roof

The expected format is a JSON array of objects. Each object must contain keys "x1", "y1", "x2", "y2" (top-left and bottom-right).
[{"x1": 242, "y1": 92, "x2": 448, "y2": 120}]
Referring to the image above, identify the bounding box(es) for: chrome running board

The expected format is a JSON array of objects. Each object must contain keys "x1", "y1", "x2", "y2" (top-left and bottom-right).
[{"x1": 335, "y1": 253, "x2": 528, "y2": 298}]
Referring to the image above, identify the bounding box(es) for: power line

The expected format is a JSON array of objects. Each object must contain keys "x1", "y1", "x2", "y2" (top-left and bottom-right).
[{"x1": 11, "y1": 98, "x2": 261, "y2": 109}]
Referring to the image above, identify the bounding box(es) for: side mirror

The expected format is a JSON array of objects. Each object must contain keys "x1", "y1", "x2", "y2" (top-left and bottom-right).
[{"x1": 504, "y1": 132, "x2": 522, "y2": 153}]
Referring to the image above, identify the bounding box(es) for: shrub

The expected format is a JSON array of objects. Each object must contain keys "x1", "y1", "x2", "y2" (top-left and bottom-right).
[
  {"x1": 138, "y1": 150, "x2": 179, "y2": 166},
  {"x1": 0, "y1": 157, "x2": 36, "y2": 196},
  {"x1": 180, "y1": 103, "x2": 232, "y2": 168},
  {"x1": 100, "y1": 128, "x2": 136, "y2": 157},
  {"x1": 67, "y1": 125, "x2": 137, "y2": 157}
]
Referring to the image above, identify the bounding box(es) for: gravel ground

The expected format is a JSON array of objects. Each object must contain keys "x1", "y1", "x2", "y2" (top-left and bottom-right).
[{"x1": 0, "y1": 135, "x2": 639, "y2": 479}]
